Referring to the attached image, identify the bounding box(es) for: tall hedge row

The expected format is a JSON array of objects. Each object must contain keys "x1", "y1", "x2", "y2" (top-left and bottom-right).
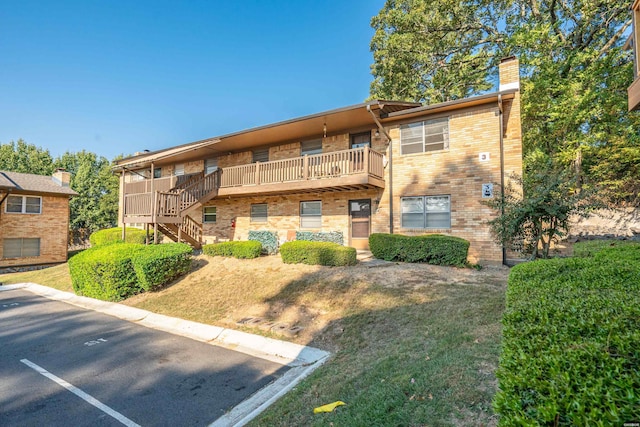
[
  {"x1": 89, "y1": 227, "x2": 149, "y2": 246},
  {"x1": 69, "y1": 243, "x2": 192, "y2": 301},
  {"x1": 369, "y1": 233, "x2": 469, "y2": 266},
  {"x1": 494, "y1": 244, "x2": 640, "y2": 425},
  {"x1": 295, "y1": 231, "x2": 344, "y2": 245}
]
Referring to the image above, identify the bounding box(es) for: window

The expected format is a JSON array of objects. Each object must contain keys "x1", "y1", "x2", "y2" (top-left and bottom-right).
[
  {"x1": 301, "y1": 139, "x2": 323, "y2": 156},
  {"x1": 3, "y1": 238, "x2": 40, "y2": 258},
  {"x1": 401, "y1": 196, "x2": 451, "y2": 229},
  {"x1": 250, "y1": 204, "x2": 268, "y2": 223},
  {"x1": 300, "y1": 201, "x2": 321, "y2": 228},
  {"x1": 153, "y1": 168, "x2": 162, "y2": 179},
  {"x1": 203, "y1": 206, "x2": 217, "y2": 223},
  {"x1": 252, "y1": 148, "x2": 269, "y2": 163},
  {"x1": 400, "y1": 118, "x2": 449, "y2": 154},
  {"x1": 350, "y1": 131, "x2": 371, "y2": 149},
  {"x1": 5, "y1": 195, "x2": 42, "y2": 214},
  {"x1": 174, "y1": 163, "x2": 185, "y2": 176},
  {"x1": 205, "y1": 158, "x2": 218, "y2": 174}
]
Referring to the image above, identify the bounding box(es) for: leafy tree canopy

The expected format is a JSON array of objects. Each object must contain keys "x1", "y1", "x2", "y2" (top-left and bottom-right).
[
  {"x1": 0, "y1": 139, "x2": 54, "y2": 175},
  {"x1": 370, "y1": 0, "x2": 639, "y2": 204}
]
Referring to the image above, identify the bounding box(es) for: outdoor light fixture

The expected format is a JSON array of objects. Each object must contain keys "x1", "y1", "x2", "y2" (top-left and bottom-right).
[{"x1": 323, "y1": 122, "x2": 327, "y2": 138}]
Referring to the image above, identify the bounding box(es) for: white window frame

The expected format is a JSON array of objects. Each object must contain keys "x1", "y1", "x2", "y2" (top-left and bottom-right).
[
  {"x1": 174, "y1": 163, "x2": 185, "y2": 176},
  {"x1": 401, "y1": 195, "x2": 451, "y2": 229},
  {"x1": 300, "y1": 201, "x2": 322, "y2": 229},
  {"x1": 205, "y1": 158, "x2": 218, "y2": 175},
  {"x1": 250, "y1": 203, "x2": 268, "y2": 223},
  {"x1": 203, "y1": 206, "x2": 217, "y2": 223},
  {"x1": 5, "y1": 195, "x2": 42, "y2": 214},
  {"x1": 400, "y1": 118, "x2": 449, "y2": 155},
  {"x1": 3, "y1": 237, "x2": 41, "y2": 258}
]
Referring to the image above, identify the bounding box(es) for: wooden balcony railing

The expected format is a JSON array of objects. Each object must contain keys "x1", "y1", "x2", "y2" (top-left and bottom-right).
[
  {"x1": 124, "y1": 193, "x2": 153, "y2": 217},
  {"x1": 124, "y1": 173, "x2": 201, "y2": 195},
  {"x1": 219, "y1": 146, "x2": 383, "y2": 188}
]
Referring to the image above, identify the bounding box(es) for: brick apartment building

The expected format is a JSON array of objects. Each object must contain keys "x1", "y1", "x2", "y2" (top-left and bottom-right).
[
  {"x1": 0, "y1": 169, "x2": 77, "y2": 268},
  {"x1": 115, "y1": 57, "x2": 522, "y2": 264}
]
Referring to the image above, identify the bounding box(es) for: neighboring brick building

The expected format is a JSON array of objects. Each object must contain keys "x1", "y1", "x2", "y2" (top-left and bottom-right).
[
  {"x1": 0, "y1": 170, "x2": 77, "y2": 268},
  {"x1": 115, "y1": 57, "x2": 522, "y2": 264}
]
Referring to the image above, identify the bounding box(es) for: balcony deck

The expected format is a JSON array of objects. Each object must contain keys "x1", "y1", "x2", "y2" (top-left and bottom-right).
[{"x1": 122, "y1": 147, "x2": 385, "y2": 222}]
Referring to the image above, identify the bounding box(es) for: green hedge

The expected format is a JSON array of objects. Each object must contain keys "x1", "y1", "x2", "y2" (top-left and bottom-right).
[
  {"x1": 202, "y1": 241, "x2": 262, "y2": 259},
  {"x1": 369, "y1": 233, "x2": 469, "y2": 266},
  {"x1": 248, "y1": 230, "x2": 278, "y2": 255},
  {"x1": 295, "y1": 231, "x2": 344, "y2": 245},
  {"x1": 68, "y1": 243, "x2": 192, "y2": 301},
  {"x1": 572, "y1": 239, "x2": 640, "y2": 258},
  {"x1": 280, "y1": 241, "x2": 356, "y2": 266},
  {"x1": 89, "y1": 227, "x2": 149, "y2": 246},
  {"x1": 494, "y1": 246, "x2": 640, "y2": 425}
]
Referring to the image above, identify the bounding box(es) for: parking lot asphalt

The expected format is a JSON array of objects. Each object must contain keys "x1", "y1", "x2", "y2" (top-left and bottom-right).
[{"x1": 0, "y1": 285, "x2": 329, "y2": 426}]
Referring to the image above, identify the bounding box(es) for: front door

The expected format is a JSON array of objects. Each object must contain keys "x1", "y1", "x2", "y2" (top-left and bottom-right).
[{"x1": 350, "y1": 199, "x2": 371, "y2": 250}]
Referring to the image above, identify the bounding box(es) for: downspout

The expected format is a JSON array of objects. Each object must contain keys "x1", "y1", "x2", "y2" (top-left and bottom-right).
[
  {"x1": 498, "y1": 94, "x2": 506, "y2": 265},
  {"x1": 367, "y1": 104, "x2": 395, "y2": 234}
]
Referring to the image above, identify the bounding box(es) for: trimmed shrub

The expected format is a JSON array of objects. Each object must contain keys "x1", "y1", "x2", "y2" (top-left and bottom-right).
[
  {"x1": 89, "y1": 227, "x2": 148, "y2": 247},
  {"x1": 280, "y1": 241, "x2": 357, "y2": 266},
  {"x1": 203, "y1": 241, "x2": 262, "y2": 259},
  {"x1": 369, "y1": 233, "x2": 469, "y2": 267},
  {"x1": 69, "y1": 243, "x2": 192, "y2": 301},
  {"x1": 248, "y1": 230, "x2": 278, "y2": 255},
  {"x1": 573, "y1": 239, "x2": 640, "y2": 258},
  {"x1": 132, "y1": 243, "x2": 193, "y2": 291},
  {"x1": 494, "y1": 248, "x2": 640, "y2": 424},
  {"x1": 295, "y1": 231, "x2": 344, "y2": 245}
]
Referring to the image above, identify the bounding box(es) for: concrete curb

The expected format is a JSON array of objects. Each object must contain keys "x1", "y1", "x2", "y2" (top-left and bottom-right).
[{"x1": 2, "y1": 282, "x2": 331, "y2": 426}]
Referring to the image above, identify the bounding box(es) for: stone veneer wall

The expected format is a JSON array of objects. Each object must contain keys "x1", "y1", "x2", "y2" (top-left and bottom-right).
[{"x1": 0, "y1": 195, "x2": 70, "y2": 267}]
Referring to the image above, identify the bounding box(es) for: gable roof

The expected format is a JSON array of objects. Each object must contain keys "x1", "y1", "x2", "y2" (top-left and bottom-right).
[{"x1": 0, "y1": 171, "x2": 78, "y2": 196}]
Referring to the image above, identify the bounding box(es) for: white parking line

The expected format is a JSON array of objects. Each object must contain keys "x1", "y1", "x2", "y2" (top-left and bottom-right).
[{"x1": 20, "y1": 359, "x2": 140, "y2": 427}]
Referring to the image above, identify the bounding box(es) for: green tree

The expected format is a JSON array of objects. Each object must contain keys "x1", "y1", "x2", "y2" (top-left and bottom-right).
[
  {"x1": 486, "y1": 152, "x2": 601, "y2": 259},
  {"x1": 53, "y1": 151, "x2": 119, "y2": 234},
  {"x1": 369, "y1": 0, "x2": 640, "y2": 204},
  {"x1": 0, "y1": 139, "x2": 54, "y2": 175}
]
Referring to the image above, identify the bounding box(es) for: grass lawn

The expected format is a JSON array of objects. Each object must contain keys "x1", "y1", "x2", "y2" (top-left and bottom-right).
[{"x1": 0, "y1": 254, "x2": 508, "y2": 426}]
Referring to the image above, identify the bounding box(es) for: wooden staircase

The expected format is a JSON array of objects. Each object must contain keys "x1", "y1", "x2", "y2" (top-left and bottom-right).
[{"x1": 153, "y1": 170, "x2": 219, "y2": 249}]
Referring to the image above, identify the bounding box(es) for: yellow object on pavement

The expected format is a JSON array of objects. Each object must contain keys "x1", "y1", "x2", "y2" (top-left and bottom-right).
[{"x1": 313, "y1": 401, "x2": 346, "y2": 414}]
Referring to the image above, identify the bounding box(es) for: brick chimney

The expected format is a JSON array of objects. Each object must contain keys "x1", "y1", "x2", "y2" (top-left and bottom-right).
[
  {"x1": 52, "y1": 168, "x2": 71, "y2": 187},
  {"x1": 499, "y1": 56, "x2": 520, "y2": 92}
]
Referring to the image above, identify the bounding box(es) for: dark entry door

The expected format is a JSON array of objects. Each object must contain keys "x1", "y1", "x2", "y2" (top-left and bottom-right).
[{"x1": 350, "y1": 199, "x2": 371, "y2": 250}]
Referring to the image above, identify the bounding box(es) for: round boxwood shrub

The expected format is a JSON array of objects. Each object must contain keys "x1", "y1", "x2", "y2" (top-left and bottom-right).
[
  {"x1": 280, "y1": 241, "x2": 356, "y2": 266},
  {"x1": 69, "y1": 242, "x2": 192, "y2": 301},
  {"x1": 89, "y1": 227, "x2": 149, "y2": 247}
]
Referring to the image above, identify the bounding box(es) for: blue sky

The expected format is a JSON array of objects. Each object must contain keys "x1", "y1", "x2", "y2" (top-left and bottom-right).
[{"x1": 1, "y1": 1, "x2": 385, "y2": 161}]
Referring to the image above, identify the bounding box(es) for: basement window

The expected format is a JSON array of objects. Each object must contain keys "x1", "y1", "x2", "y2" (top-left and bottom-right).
[
  {"x1": 401, "y1": 195, "x2": 451, "y2": 229},
  {"x1": 3, "y1": 238, "x2": 40, "y2": 258},
  {"x1": 300, "y1": 201, "x2": 321, "y2": 229},
  {"x1": 250, "y1": 204, "x2": 268, "y2": 223},
  {"x1": 203, "y1": 206, "x2": 217, "y2": 223}
]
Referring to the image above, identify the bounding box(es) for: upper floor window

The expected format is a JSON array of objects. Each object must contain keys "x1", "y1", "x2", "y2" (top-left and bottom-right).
[
  {"x1": 153, "y1": 168, "x2": 162, "y2": 179},
  {"x1": 250, "y1": 203, "x2": 268, "y2": 223},
  {"x1": 6, "y1": 195, "x2": 42, "y2": 214},
  {"x1": 301, "y1": 139, "x2": 323, "y2": 156},
  {"x1": 401, "y1": 195, "x2": 451, "y2": 229},
  {"x1": 174, "y1": 164, "x2": 185, "y2": 176},
  {"x1": 3, "y1": 238, "x2": 40, "y2": 258},
  {"x1": 253, "y1": 148, "x2": 269, "y2": 163},
  {"x1": 400, "y1": 118, "x2": 449, "y2": 155},
  {"x1": 205, "y1": 158, "x2": 218, "y2": 174},
  {"x1": 350, "y1": 131, "x2": 371, "y2": 149}
]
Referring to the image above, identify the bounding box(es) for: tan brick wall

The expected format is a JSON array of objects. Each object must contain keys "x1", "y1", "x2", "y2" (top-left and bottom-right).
[
  {"x1": 374, "y1": 106, "x2": 509, "y2": 264},
  {"x1": 0, "y1": 195, "x2": 70, "y2": 267},
  {"x1": 198, "y1": 190, "x2": 378, "y2": 246},
  {"x1": 219, "y1": 151, "x2": 252, "y2": 168},
  {"x1": 270, "y1": 142, "x2": 301, "y2": 161}
]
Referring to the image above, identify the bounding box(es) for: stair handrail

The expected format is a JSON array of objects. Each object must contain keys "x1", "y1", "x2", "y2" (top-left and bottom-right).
[
  {"x1": 181, "y1": 215, "x2": 203, "y2": 244},
  {"x1": 170, "y1": 171, "x2": 205, "y2": 193},
  {"x1": 178, "y1": 170, "x2": 220, "y2": 212}
]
